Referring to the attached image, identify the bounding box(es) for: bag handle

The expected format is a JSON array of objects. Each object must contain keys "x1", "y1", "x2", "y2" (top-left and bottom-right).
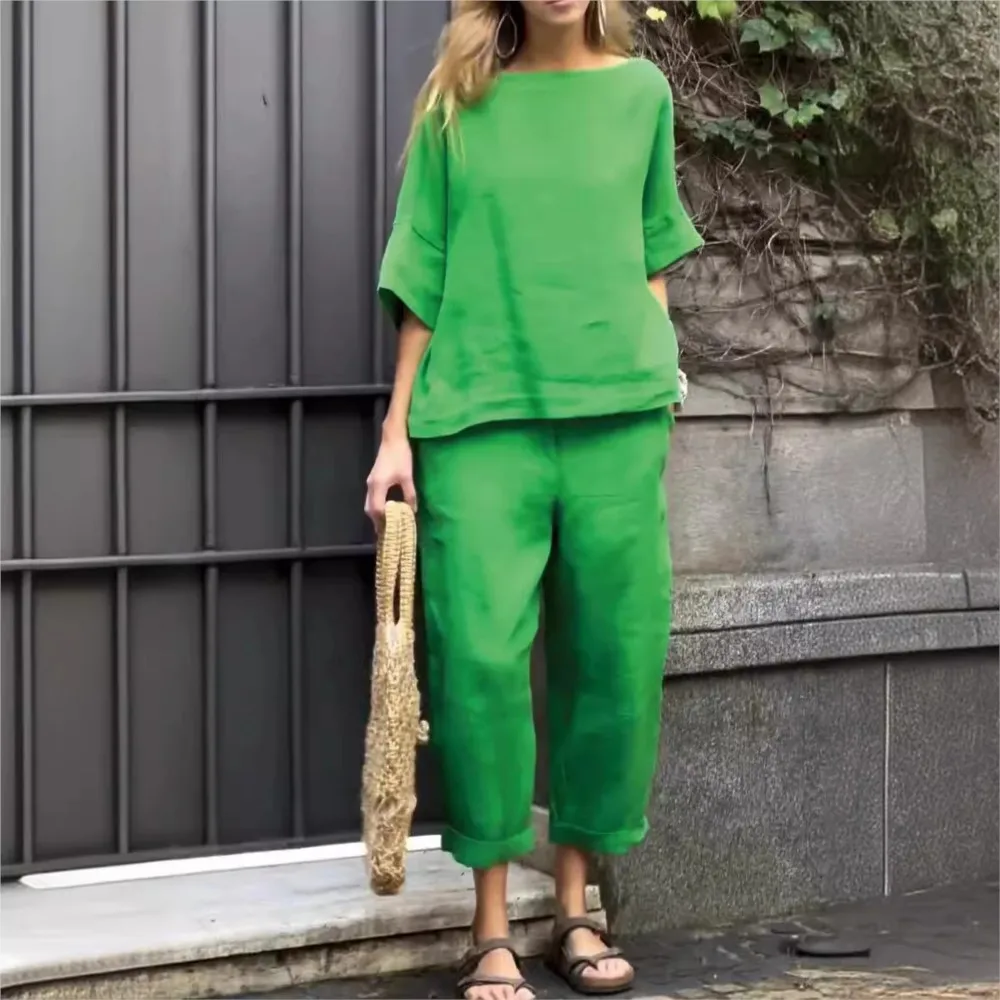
[{"x1": 375, "y1": 501, "x2": 416, "y2": 628}]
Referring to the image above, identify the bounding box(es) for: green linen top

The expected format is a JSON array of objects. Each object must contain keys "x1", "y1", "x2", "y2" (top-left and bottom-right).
[{"x1": 377, "y1": 57, "x2": 703, "y2": 440}]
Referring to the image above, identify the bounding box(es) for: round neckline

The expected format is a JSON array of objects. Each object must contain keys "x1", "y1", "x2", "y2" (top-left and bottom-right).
[{"x1": 499, "y1": 57, "x2": 637, "y2": 80}]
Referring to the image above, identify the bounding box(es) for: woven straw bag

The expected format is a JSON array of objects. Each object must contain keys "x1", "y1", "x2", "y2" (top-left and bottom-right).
[{"x1": 362, "y1": 500, "x2": 429, "y2": 895}]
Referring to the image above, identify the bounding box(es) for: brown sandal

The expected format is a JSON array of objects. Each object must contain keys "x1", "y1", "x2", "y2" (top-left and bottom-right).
[
  {"x1": 456, "y1": 938, "x2": 536, "y2": 999},
  {"x1": 545, "y1": 916, "x2": 635, "y2": 996}
]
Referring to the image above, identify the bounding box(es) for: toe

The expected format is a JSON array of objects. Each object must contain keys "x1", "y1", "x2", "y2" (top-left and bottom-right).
[
  {"x1": 581, "y1": 956, "x2": 631, "y2": 983},
  {"x1": 610, "y1": 956, "x2": 633, "y2": 979}
]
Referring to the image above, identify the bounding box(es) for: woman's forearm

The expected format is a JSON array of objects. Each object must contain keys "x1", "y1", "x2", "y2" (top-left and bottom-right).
[
  {"x1": 647, "y1": 273, "x2": 668, "y2": 312},
  {"x1": 382, "y1": 311, "x2": 432, "y2": 442}
]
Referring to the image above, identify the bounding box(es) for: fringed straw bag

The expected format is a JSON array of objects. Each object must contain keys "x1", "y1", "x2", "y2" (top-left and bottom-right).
[{"x1": 362, "y1": 500, "x2": 429, "y2": 895}]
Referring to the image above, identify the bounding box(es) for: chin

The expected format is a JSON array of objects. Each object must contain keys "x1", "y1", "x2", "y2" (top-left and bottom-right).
[{"x1": 524, "y1": 0, "x2": 590, "y2": 26}]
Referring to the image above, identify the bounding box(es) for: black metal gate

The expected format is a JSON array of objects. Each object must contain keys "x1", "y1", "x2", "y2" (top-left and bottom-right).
[{"x1": 1, "y1": 0, "x2": 448, "y2": 877}]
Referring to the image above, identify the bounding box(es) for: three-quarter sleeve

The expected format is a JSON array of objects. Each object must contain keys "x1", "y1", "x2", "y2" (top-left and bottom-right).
[
  {"x1": 377, "y1": 112, "x2": 447, "y2": 331},
  {"x1": 642, "y1": 80, "x2": 703, "y2": 276}
]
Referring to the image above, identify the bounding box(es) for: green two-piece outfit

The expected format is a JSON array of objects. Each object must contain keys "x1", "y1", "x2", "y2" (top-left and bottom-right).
[{"x1": 378, "y1": 59, "x2": 703, "y2": 870}]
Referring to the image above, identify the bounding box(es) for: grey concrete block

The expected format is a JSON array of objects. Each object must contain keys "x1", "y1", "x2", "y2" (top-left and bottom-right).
[
  {"x1": 672, "y1": 567, "x2": 968, "y2": 634},
  {"x1": 667, "y1": 610, "x2": 997, "y2": 676},
  {"x1": 677, "y1": 366, "x2": 935, "y2": 419},
  {"x1": 965, "y1": 567, "x2": 1000, "y2": 610},
  {"x1": 977, "y1": 612, "x2": 1000, "y2": 647},
  {"x1": 668, "y1": 414, "x2": 926, "y2": 575},
  {"x1": 601, "y1": 659, "x2": 885, "y2": 934},
  {"x1": 922, "y1": 416, "x2": 999, "y2": 568},
  {"x1": 887, "y1": 651, "x2": 1000, "y2": 893},
  {"x1": 672, "y1": 250, "x2": 921, "y2": 364}
]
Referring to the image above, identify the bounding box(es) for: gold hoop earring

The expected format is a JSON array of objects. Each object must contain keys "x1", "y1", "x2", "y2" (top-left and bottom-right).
[
  {"x1": 495, "y1": 7, "x2": 518, "y2": 60},
  {"x1": 595, "y1": 0, "x2": 607, "y2": 39}
]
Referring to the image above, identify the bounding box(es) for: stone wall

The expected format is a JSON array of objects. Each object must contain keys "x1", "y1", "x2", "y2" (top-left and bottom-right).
[
  {"x1": 530, "y1": 331, "x2": 999, "y2": 932},
  {"x1": 602, "y1": 623, "x2": 998, "y2": 933}
]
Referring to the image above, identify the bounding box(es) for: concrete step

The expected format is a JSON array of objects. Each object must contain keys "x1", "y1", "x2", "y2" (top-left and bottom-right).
[{"x1": 0, "y1": 849, "x2": 602, "y2": 999}]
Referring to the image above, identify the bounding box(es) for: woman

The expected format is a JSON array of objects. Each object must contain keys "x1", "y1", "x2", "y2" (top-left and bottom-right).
[{"x1": 365, "y1": 1, "x2": 701, "y2": 996}]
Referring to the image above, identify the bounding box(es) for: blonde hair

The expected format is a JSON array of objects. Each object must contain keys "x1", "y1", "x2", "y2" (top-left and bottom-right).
[{"x1": 406, "y1": 0, "x2": 632, "y2": 152}]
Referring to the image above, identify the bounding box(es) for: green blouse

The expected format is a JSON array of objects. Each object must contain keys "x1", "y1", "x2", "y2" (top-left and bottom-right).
[{"x1": 378, "y1": 58, "x2": 703, "y2": 440}]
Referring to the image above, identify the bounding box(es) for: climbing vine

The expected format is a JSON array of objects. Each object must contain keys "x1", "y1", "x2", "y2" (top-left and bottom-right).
[{"x1": 635, "y1": 0, "x2": 999, "y2": 428}]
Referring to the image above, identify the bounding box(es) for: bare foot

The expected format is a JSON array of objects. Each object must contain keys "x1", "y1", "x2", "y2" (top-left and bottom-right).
[
  {"x1": 565, "y1": 926, "x2": 634, "y2": 987},
  {"x1": 463, "y1": 947, "x2": 535, "y2": 1000}
]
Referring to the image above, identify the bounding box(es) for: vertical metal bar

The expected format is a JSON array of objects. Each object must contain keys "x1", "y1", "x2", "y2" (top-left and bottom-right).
[
  {"x1": 16, "y1": 0, "x2": 35, "y2": 867},
  {"x1": 287, "y1": 0, "x2": 302, "y2": 394},
  {"x1": 110, "y1": 0, "x2": 130, "y2": 857},
  {"x1": 286, "y1": 0, "x2": 305, "y2": 840},
  {"x1": 371, "y1": 0, "x2": 387, "y2": 431},
  {"x1": 882, "y1": 660, "x2": 891, "y2": 896},
  {"x1": 201, "y1": 0, "x2": 219, "y2": 846}
]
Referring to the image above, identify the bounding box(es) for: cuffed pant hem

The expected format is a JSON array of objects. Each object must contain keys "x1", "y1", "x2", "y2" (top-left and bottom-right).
[
  {"x1": 548, "y1": 817, "x2": 649, "y2": 856},
  {"x1": 442, "y1": 825, "x2": 536, "y2": 870}
]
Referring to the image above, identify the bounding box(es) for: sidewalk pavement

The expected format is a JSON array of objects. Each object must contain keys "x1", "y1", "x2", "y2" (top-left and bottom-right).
[{"x1": 248, "y1": 880, "x2": 998, "y2": 1000}]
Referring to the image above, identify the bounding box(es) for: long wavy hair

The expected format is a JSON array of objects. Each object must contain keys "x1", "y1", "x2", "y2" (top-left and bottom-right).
[{"x1": 406, "y1": 0, "x2": 632, "y2": 152}]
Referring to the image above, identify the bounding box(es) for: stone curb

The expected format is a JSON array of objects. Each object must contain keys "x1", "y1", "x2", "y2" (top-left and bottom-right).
[
  {"x1": 0, "y1": 858, "x2": 600, "y2": 992},
  {"x1": 672, "y1": 566, "x2": 996, "y2": 634},
  {"x1": 668, "y1": 609, "x2": 997, "y2": 676},
  {"x1": 667, "y1": 566, "x2": 999, "y2": 677}
]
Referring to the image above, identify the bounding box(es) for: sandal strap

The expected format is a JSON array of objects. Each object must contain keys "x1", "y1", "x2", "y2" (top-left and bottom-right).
[
  {"x1": 552, "y1": 915, "x2": 612, "y2": 950},
  {"x1": 457, "y1": 937, "x2": 523, "y2": 978},
  {"x1": 458, "y1": 973, "x2": 531, "y2": 991},
  {"x1": 566, "y1": 947, "x2": 623, "y2": 974}
]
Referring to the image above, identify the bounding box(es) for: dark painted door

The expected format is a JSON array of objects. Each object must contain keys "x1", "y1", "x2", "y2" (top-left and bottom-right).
[{"x1": 1, "y1": 0, "x2": 448, "y2": 877}]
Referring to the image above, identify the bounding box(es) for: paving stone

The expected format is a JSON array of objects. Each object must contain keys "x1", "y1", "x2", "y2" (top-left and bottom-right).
[{"x1": 265, "y1": 881, "x2": 998, "y2": 1000}]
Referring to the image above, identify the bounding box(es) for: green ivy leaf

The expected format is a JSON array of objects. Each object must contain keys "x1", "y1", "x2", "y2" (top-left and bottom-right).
[
  {"x1": 761, "y1": 5, "x2": 790, "y2": 27},
  {"x1": 790, "y1": 101, "x2": 826, "y2": 128},
  {"x1": 871, "y1": 209, "x2": 901, "y2": 241},
  {"x1": 695, "y1": 0, "x2": 738, "y2": 21},
  {"x1": 758, "y1": 83, "x2": 788, "y2": 117},
  {"x1": 824, "y1": 88, "x2": 849, "y2": 110},
  {"x1": 801, "y1": 25, "x2": 843, "y2": 57},
  {"x1": 930, "y1": 208, "x2": 959, "y2": 233},
  {"x1": 740, "y1": 17, "x2": 791, "y2": 52},
  {"x1": 786, "y1": 9, "x2": 819, "y2": 34},
  {"x1": 695, "y1": 115, "x2": 774, "y2": 157},
  {"x1": 801, "y1": 87, "x2": 848, "y2": 111},
  {"x1": 901, "y1": 213, "x2": 921, "y2": 242}
]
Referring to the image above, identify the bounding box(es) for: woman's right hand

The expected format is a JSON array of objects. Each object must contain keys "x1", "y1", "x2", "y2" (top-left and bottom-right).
[{"x1": 364, "y1": 434, "x2": 416, "y2": 527}]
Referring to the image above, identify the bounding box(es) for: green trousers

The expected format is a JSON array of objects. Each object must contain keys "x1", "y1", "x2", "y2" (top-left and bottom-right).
[{"x1": 416, "y1": 409, "x2": 672, "y2": 870}]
